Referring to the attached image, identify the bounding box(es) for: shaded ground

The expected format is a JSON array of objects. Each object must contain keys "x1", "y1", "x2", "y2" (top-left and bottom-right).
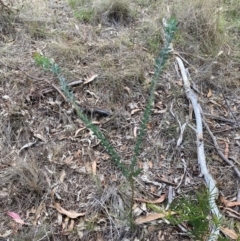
[{"x1": 0, "y1": 0, "x2": 240, "y2": 240}]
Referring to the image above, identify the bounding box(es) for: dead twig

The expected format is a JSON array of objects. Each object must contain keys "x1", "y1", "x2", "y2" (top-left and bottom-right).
[
  {"x1": 204, "y1": 113, "x2": 239, "y2": 126},
  {"x1": 42, "y1": 79, "x2": 83, "y2": 94},
  {"x1": 219, "y1": 87, "x2": 240, "y2": 128},
  {"x1": 213, "y1": 127, "x2": 240, "y2": 134},
  {"x1": 203, "y1": 118, "x2": 240, "y2": 178}
]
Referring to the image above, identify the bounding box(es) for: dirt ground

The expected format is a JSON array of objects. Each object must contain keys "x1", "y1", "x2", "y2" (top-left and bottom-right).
[{"x1": 0, "y1": 0, "x2": 240, "y2": 240}]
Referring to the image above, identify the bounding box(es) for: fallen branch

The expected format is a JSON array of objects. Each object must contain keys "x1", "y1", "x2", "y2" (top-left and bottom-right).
[
  {"x1": 204, "y1": 113, "x2": 239, "y2": 126},
  {"x1": 175, "y1": 56, "x2": 221, "y2": 241}
]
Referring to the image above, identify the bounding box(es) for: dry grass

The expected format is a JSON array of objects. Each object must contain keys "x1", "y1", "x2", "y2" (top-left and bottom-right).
[
  {"x1": 172, "y1": 0, "x2": 225, "y2": 54},
  {"x1": 69, "y1": 0, "x2": 135, "y2": 25},
  {"x1": 0, "y1": 0, "x2": 240, "y2": 240}
]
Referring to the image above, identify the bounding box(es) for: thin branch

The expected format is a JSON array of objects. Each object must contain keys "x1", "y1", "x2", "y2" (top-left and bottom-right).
[
  {"x1": 204, "y1": 113, "x2": 238, "y2": 125},
  {"x1": 203, "y1": 118, "x2": 240, "y2": 178},
  {"x1": 42, "y1": 79, "x2": 83, "y2": 94},
  {"x1": 176, "y1": 56, "x2": 221, "y2": 241},
  {"x1": 219, "y1": 87, "x2": 240, "y2": 128},
  {"x1": 213, "y1": 126, "x2": 240, "y2": 134}
]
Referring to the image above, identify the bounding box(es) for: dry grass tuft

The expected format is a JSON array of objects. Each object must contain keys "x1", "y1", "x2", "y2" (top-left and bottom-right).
[
  {"x1": 0, "y1": 157, "x2": 48, "y2": 207},
  {"x1": 93, "y1": 0, "x2": 134, "y2": 26},
  {"x1": 172, "y1": 0, "x2": 226, "y2": 55},
  {"x1": 0, "y1": 1, "x2": 17, "y2": 41},
  {"x1": 16, "y1": 159, "x2": 47, "y2": 195},
  {"x1": 47, "y1": 40, "x2": 86, "y2": 64},
  {"x1": 13, "y1": 225, "x2": 51, "y2": 241},
  {"x1": 69, "y1": 0, "x2": 135, "y2": 25}
]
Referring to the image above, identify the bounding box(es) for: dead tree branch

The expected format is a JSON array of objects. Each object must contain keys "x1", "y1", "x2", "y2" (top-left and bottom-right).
[{"x1": 176, "y1": 56, "x2": 221, "y2": 241}]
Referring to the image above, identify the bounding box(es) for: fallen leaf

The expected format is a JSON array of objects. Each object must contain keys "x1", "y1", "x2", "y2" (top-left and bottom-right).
[
  {"x1": 85, "y1": 161, "x2": 92, "y2": 173},
  {"x1": 92, "y1": 160, "x2": 97, "y2": 175},
  {"x1": 224, "y1": 141, "x2": 229, "y2": 159},
  {"x1": 133, "y1": 126, "x2": 138, "y2": 138},
  {"x1": 135, "y1": 211, "x2": 175, "y2": 225},
  {"x1": 62, "y1": 216, "x2": 69, "y2": 230},
  {"x1": 75, "y1": 127, "x2": 86, "y2": 137},
  {"x1": 59, "y1": 170, "x2": 66, "y2": 182},
  {"x1": 147, "y1": 122, "x2": 153, "y2": 129},
  {"x1": 19, "y1": 140, "x2": 37, "y2": 152},
  {"x1": 220, "y1": 227, "x2": 238, "y2": 240},
  {"x1": 220, "y1": 196, "x2": 240, "y2": 207},
  {"x1": 177, "y1": 80, "x2": 183, "y2": 86},
  {"x1": 85, "y1": 90, "x2": 98, "y2": 99},
  {"x1": 124, "y1": 86, "x2": 132, "y2": 95},
  {"x1": 148, "y1": 160, "x2": 153, "y2": 169},
  {"x1": 33, "y1": 133, "x2": 47, "y2": 142},
  {"x1": 83, "y1": 74, "x2": 98, "y2": 85},
  {"x1": 131, "y1": 109, "x2": 141, "y2": 115},
  {"x1": 54, "y1": 203, "x2": 85, "y2": 219},
  {"x1": 207, "y1": 89, "x2": 212, "y2": 98},
  {"x1": 135, "y1": 194, "x2": 166, "y2": 204},
  {"x1": 7, "y1": 212, "x2": 25, "y2": 225},
  {"x1": 153, "y1": 108, "x2": 167, "y2": 114},
  {"x1": 75, "y1": 24, "x2": 79, "y2": 31},
  {"x1": 217, "y1": 50, "x2": 224, "y2": 57},
  {"x1": 57, "y1": 213, "x2": 63, "y2": 225}
]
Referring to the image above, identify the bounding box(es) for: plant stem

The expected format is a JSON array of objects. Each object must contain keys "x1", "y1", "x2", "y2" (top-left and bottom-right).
[{"x1": 129, "y1": 176, "x2": 135, "y2": 230}]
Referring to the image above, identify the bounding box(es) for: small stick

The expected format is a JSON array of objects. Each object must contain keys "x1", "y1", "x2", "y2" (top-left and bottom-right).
[
  {"x1": 42, "y1": 79, "x2": 83, "y2": 94},
  {"x1": 220, "y1": 87, "x2": 240, "y2": 128},
  {"x1": 203, "y1": 118, "x2": 240, "y2": 178},
  {"x1": 17, "y1": 66, "x2": 68, "y2": 101},
  {"x1": 213, "y1": 127, "x2": 240, "y2": 134},
  {"x1": 204, "y1": 113, "x2": 238, "y2": 125}
]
